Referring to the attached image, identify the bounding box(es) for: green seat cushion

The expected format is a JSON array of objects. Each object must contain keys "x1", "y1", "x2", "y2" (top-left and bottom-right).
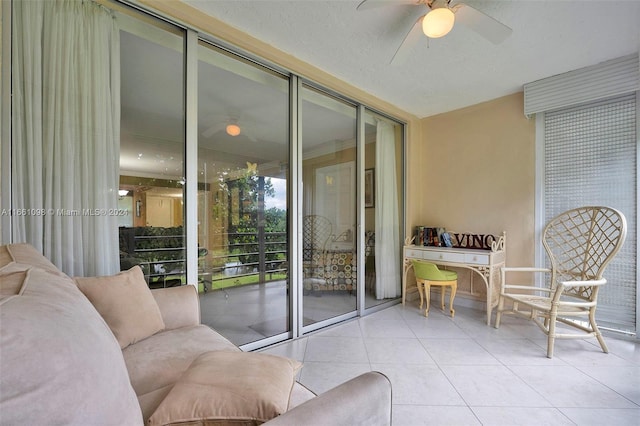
[{"x1": 412, "y1": 260, "x2": 457, "y2": 281}]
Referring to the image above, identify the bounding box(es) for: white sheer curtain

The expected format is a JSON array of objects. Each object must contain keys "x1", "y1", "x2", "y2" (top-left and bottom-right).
[
  {"x1": 374, "y1": 120, "x2": 401, "y2": 299},
  {"x1": 12, "y1": 0, "x2": 120, "y2": 276}
]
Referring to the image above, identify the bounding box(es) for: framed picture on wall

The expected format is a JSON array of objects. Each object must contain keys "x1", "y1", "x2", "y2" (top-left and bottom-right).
[{"x1": 365, "y1": 168, "x2": 375, "y2": 208}]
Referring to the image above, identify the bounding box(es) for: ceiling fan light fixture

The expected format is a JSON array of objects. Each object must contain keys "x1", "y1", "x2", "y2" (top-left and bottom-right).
[
  {"x1": 226, "y1": 124, "x2": 241, "y2": 136},
  {"x1": 422, "y1": 7, "x2": 455, "y2": 38}
]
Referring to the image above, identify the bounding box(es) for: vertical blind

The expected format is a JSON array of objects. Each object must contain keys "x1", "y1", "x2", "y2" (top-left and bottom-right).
[{"x1": 544, "y1": 93, "x2": 637, "y2": 333}]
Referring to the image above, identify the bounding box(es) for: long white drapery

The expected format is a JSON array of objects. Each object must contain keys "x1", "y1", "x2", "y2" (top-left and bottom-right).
[
  {"x1": 12, "y1": 0, "x2": 121, "y2": 276},
  {"x1": 374, "y1": 120, "x2": 401, "y2": 299}
]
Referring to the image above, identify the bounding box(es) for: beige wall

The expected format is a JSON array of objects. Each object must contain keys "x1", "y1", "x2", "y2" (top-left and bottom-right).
[{"x1": 417, "y1": 92, "x2": 536, "y2": 270}]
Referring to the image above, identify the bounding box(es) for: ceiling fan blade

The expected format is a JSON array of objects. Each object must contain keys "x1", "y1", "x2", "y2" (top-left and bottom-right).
[
  {"x1": 390, "y1": 14, "x2": 426, "y2": 65},
  {"x1": 357, "y1": 0, "x2": 418, "y2": 11},
  {"x1": 202, "y1": 122, "x2": 225, "y2": 139},
  {"x1": 453, "y1": 3, "x2": 512, "y2": 44}
]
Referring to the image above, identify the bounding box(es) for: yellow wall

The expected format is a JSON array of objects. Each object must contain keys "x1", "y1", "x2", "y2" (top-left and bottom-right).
[{"x1": 418, "y1": 92, "x2": 536, "y2": 270}]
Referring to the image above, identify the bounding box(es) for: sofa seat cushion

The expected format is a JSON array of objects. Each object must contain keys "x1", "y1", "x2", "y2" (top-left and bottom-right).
[
  {"x1": 148, "y1": 351, "x2": 302, "y2": 426},
  {"x1": 75, "y1": 265, "x2": 166, "y2": 349},
  {"x1": 0, "y1": 262, "x2": 143, "y2": 425},
  {"x1": 123, "y1": 325, "x2": 239, "y2": 420}
]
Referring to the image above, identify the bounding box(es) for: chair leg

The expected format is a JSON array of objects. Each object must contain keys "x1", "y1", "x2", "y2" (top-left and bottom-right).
[
  {"x1": 440, "y1": 286, "x2": 446, "y2": 311},
  {"x1": 590, "y1": 309, "x2": 609, "y2": 354},
  {"x1": 416, "y1": 280, "x2": 425, "y2": 309},
  {"x1": 494, "y1": 296, "x2": 504, "y2": 328},
  {"x1": 547, "y1": 313, "x2": 557, "y2": 359},
  {"x1": 449, "y1": 282, "x2": 457, "y2": 318},
  {"x1": 424, "y1": 284, "x2": 431, "y2": 317}
]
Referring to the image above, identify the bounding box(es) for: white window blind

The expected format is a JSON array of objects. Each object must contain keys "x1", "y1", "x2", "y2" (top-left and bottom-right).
[
  {"x1": 525, "y1": 53, "x2": 639, "y2": 117},
  {"x1": 544, "y1": 93, "x2": 637, "y2": 333}
]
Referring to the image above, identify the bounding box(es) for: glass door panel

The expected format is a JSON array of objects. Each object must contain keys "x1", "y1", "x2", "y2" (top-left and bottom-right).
[
  {"x1": 301, "y1": 85, "x2": 357, "y2": 326},
  {"x1": 118, "y1": 11, "x2": 186, "y2": 288},
  {"x1": 197, "y1": 41, "x2": 290, "y2": 346}
]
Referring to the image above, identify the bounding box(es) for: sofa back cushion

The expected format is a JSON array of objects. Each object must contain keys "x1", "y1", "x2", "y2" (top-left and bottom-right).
[
  {"x1": 0, "y1": 242, "x2": 62, "y2": 274},
  {"x1": 0, "y1": 245, "x2": 143, "y2": 425},
  {"x1": 75, "y1": 265, "x2": 165, "y2": 349}
]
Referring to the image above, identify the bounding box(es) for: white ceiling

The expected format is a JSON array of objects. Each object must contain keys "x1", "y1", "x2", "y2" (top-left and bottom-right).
[{"x1": 184, "y1": 0, "x2": 640, "y2": 118}]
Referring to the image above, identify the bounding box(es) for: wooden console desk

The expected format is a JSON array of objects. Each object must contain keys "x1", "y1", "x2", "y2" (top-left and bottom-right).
[{"x1": 402, "y1": 232, "x2": 506, "y2": 325}]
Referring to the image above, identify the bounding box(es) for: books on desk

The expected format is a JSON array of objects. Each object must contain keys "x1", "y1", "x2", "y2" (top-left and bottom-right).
[{"x1": 414, "y1": 226, "x2": 449, "y2": 247}]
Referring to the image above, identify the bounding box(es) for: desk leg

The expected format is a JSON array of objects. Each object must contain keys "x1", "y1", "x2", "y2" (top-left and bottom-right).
[
  {"x1": 402, "y1": 260, "x2": 412, "y2": 306},
  {"x1": 486, "y1": 300, "x2": 491, "y2": 325},
  {"x1": 471, "y1": 267, "x2": 492, "y2": 326}
]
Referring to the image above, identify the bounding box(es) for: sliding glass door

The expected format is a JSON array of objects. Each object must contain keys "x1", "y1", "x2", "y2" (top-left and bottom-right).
[
  {"x1": 117, "y1": 12, "x2": 186, "y2": 287},
  {"x1": 196, "y1": 41, "x2": 290, "y2": 346},
  {"x1": 301, "y1": 85, "x2": 358, "y2": 328}
]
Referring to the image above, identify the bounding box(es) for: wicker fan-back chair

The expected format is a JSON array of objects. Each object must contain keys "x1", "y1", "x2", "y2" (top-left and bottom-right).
[
  {"x1": 495, "y1": 206, "x2": 627, "y2": 358},
  {"x1": 302, "y1": 215, "x2": 333, "y2": 289},
  {"x1": 303, "y1": 215, "x2": 333, "y2": 260}
]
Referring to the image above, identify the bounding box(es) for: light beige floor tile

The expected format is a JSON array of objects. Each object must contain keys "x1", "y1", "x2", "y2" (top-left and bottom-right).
[
  {"x1": 393, "y1": 405, "x2": 481, "y2": 426},
  {"x1": 313, "y1": 318, "x2": 362, "y2": 337},
  {"x1": 259, "y1": 337, "x2": 308, "y2": 362},
  {"x1": 472, "y1": 407, "x2": 575, "y2": 425},
  {"x1": 511, "y1": 365, "x2": 638, "y2": 408},
  {"x1": 303, "y1": 335, "x2": 369, "y2": 363},
  {"x1": 420, "y1": 338, "x2": 500, "y2": 365},
  {"x1": 476, "y1": 338, "x2": 568, "y2": 365},
  {"x1": 550, "y1": 339, "x2": 635, "y2": 366},
  {"x1": 371, "y1": 363, "x2": 466, "y2": 406},
  {"x1": 577, "y1": 365, "x2": 640, "y2": 405},
  {"x1": 559, "y1": 408, "x2": 640, "y2": 425},
  {"x1": 298, "y1": 361, "x2": 371, "y2": 395},
  {"x1": 364, "y1": 337, "x2": 434, "y2": 364},
  {"x1": 404, "y1": 317, "x2": 467, "y2": 339},
  {"x1": 599, "y1": 335, "x2": 640, "y2": 364},
  {"x1": 441, "y1": 365, "x2": 552, "y2": 407},
  {"x1": 360, "y1": 318, "x2": 416, "y2": 338}
]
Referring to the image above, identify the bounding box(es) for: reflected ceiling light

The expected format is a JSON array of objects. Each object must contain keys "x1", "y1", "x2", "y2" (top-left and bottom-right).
[
  {"x1": 118, "y1": 189, "x2": 129, "y2": 197},
  {"x1": 422, "y1": 6, "x2": 455, "y2": 38},
  {"x1": 226, "y1": 124, "x2": 241, "y2": 136}
]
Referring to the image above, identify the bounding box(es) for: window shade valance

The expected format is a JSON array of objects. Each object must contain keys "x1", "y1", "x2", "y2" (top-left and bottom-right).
[{"x1": 524, "y1": 53, "x2": 639, "y2": 117}]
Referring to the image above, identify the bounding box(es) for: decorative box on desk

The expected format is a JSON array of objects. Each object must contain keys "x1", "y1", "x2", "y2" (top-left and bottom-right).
[{"x1": 402, "y1": 232, "x2": 506, "y2": 325}]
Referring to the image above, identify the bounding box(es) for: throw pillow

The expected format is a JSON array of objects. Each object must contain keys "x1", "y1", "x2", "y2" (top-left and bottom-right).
[
  {"x1": 148, "y1": 351, "x2": 303, "y2": 426},
  {"x1": 75, "y1": 265, "x2": 165, "y2": 349}
]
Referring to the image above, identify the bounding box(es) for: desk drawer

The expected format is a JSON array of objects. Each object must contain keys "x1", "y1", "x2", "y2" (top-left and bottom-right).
[
  {"x1": 464, "y1": 253, "x2": 489, "y2": 265},
  {"x1": 422, "y1": 251, "x2": 465, "y2": 263},
  {"x1": 405, "y1": 248, "x2": 424, "y2": 259}
]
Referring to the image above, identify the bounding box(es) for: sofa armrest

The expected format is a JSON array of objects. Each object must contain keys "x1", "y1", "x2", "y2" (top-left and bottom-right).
[
  {"x1": 265, "y1": 372, "x2": 392, "y2": 426},
  {"x1": 151, "y1": 285, "x2": 200, "y2": 330}
]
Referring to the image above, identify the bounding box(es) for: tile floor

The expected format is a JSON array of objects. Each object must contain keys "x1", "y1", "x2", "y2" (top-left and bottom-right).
[
  {"x1": 199, "y1": 280, "x2": 390, "y2": 346},
  {"x1": 260, "y1": 303, "x2": 640, "y2": 426}
]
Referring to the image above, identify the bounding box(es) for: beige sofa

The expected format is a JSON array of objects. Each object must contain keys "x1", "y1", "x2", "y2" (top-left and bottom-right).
[{"x1": 0, "y1": 243, "x2": 392, "y2": 425}]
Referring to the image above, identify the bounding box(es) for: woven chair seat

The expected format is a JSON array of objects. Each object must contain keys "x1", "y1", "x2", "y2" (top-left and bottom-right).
[{"x1": 507, "y1": 294, "x2": 591, "y2": 315}]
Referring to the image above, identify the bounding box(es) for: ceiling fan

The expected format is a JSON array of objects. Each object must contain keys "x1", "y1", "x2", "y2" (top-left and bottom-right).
[
  {"x1": 357, "y1": 0, "x2": 512, "y2": 64},
  {"x1": 201, "y1": 117, "x2": 257, "y2": 141}
]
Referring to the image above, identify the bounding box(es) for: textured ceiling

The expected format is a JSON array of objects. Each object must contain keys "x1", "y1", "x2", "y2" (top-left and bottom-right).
[{"x1": 185, "y1": 0, "x2": 640, "y2": 118}]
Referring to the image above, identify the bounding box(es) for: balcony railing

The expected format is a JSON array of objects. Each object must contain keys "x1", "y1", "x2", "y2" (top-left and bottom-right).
[{"x1": 119, "y1": 227, "x2": 287, "y2": 289}]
